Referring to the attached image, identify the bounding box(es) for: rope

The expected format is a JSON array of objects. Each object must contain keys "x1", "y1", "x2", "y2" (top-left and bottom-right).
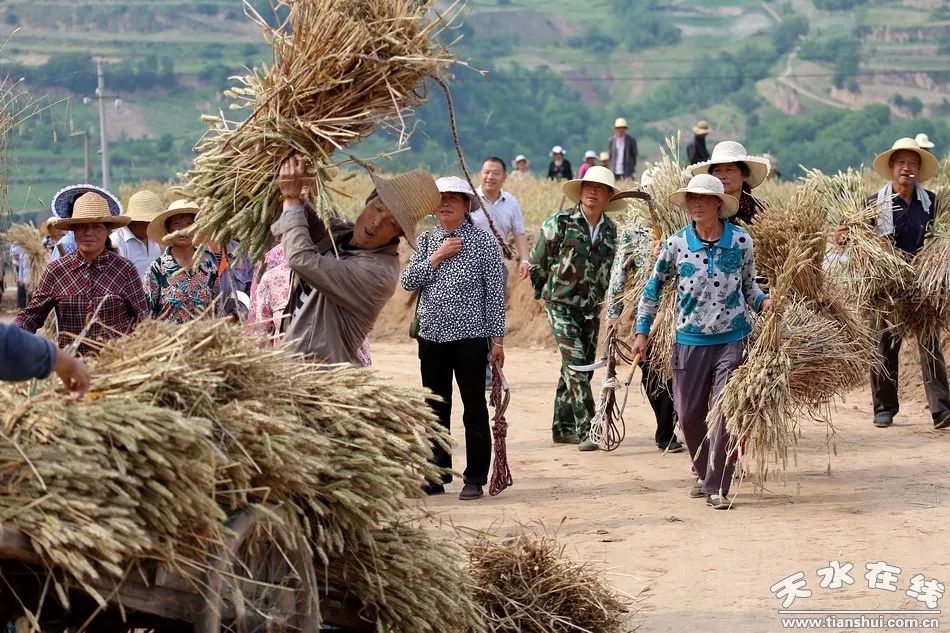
[
  {"x1": 586, "y1": 331, "x2": 640, "y2": 452},
  {"x1": 436, "y1": 77, "x2": 515, "y2": 260},
  {"x1": 488, "y1": 360, "x2": 512, "y2": 496}
]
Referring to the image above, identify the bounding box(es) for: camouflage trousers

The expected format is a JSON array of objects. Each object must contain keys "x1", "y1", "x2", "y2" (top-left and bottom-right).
[{"x1": 545, "y1": 302, "x2": 599, "y2": 441}]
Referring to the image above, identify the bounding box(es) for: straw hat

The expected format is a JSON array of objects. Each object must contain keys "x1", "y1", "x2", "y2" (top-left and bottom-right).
[
  {"x1": 914, "y1": 133, "x2": 935, "y2": 149},
  {"x1": 613, "y1": 117, "x2": 629, "y2": 129},
  {"x1": 599, "y1": 151, "x2": 609, "y2": 161},
  {"x1": 669, "y1": 174, "x2": 739, "y2": 219},
  {"x1": 148, "y1": 199, "x2": 201, "y2": 245},
  {"x1": 692, "y1": 120, "x2": 711, "y2": 135},
  {"x1": 435, "y1": 175, "x2": 476, "y2": 206},
  {"x1": 39, "y1": 220, "x2": 50, "y2": 237},
  {"x1": 52, "y1": 192, "x2": 131, "y2": 230},
  {"x1": 124, "y1": 190, "x2": 165, "y2": 224},
  {"x1": 873, "y1": 137, "x2": 939, "y2": 183},
  {"x1": 550, "y1": 145, "x2": 566, "y2": 157},
  {"x1": 369, "y1": 170, "x2": 439, "y2": 244},
  {"x1": 561, "y1": 166, "x2": 626, "y2": 212},
  {"x1": 51, "y1": 183, "x2": 122, "y2": 219},
  {"x1": 685, "y1": 141, "x2": 771, "y2": 188}
]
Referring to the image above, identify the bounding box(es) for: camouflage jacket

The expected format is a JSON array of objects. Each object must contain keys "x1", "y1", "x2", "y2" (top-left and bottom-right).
[{"x1": 529, "y1": 205, "x2": 617, "y2": 311}]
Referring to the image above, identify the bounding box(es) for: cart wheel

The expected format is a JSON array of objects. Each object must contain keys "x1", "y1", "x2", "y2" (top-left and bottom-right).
[{"x1": 197, "y1": 507, "x2": 319, "y2": 633}]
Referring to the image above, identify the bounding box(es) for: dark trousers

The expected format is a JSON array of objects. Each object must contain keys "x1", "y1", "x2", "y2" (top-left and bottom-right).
[
  {"x1": 418, "y1": 337, "x2": 492, "y2": 486},
  {"x1": 641, "y1": 352, "x2": 677, "y2": 445},
  {"x1": 871, "y1": 329, "x2": 950, "y2": 423},
  {"x1": 15, "y1": 283, "x2": 27, "y2": 309}
]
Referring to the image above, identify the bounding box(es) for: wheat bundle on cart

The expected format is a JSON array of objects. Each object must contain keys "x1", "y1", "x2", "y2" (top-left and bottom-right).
[
  {"x1": 177, "y1": 0, "x2": 456, "y2": 261},
  {"x1": 0, "y1": 319, "x2": 484, "y2": 632}
]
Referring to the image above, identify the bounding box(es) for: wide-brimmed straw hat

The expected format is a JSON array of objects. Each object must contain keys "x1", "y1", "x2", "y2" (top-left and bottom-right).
[
  {"x1": 52, "y1": 192, "x2": 131, "y2": 230},
  {"x1": 693, "y1": 120, "x2": 711, "y2": 135},
  {"x1": 124, "y1": 189, "x2": 165, "y2": 224},
  {"x1": 914, "y1": 133, "x2": 935, "y2": 149},
  {"x1": 613, "y1": 117, "x2": 629, "y2": 129},
  {"x1": 148, "y1": 199, "x2": 201, "y2": 245},
  {"x1": 369, "y1": 170, "x2": 439, "y2": 245},
  {"x1": 561, "y1": 166, "x2": 626, "y2": 212},
  {"x1": 685, "y1": 141, "x2": 771, "y2": 189},
  {"x1": 550, "y1": 145, "x2": 566, "y2": 157},
  {"x1": 669, "y1": 174, "x2": 739, "y2": 219},
  {"x1": 51, "y1": 183, "x2": 122, "y2": 219},
  {"x1": 435, "y1": 175, "x2": 476, "y2": 206},
  {"x1": 873, "y1": 137, "x2": 939, "y2": 183}
]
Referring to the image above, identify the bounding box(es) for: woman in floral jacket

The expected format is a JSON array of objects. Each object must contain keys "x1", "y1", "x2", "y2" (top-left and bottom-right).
[{"x1": 145, "y1": 200, "x2": 219, "y2": 323}]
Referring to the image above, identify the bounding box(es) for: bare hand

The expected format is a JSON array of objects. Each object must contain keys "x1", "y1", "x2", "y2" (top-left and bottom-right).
[
  {"x1": 430, "y1": 237, "x2": 463, "y2": 267},
  {"x1": 650, "y1": 239, "x2": 661, "y2": 258},
  {"x1": 606, "y1": 318, "x2": 618, "y2": 333},
  {"x1": 490, "y1": 342, "x2": 505, "y2": 368},
  {"x1": 833, "y1": 225, "x2": 849, "y2": 247},
  {"x1": 760, "y1": 298, "x2": 775, "y2": 316},
  {"x1": 278, "y1": 156, "x2": 314, "y2": 206},
  {"x1": 631, "y1": 333, "x2": 649, "y2": 362},
  {"x1": 518, "y1": 261, "x2": 530, "y2": 280},
  {"x1": 54, "y1": 349, "x2": 91, "y2": 399}
]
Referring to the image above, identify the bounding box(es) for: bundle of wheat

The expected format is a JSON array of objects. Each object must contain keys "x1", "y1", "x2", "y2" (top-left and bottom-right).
[
  {"x1": 467, "y1": 530, "x2": 629, "y2": 633},
  {"x1": 0, "y1": 320, "x2": 484, "y2": 630},
  {"x1": 1, "y1": 223, "x2": 48, "y2": 292},
  {"x1": 908, "y1": 186, "x2": 950, "y2": 337},
  {"x1": 176, "y1": 0, "x2": 455, "y2": 261}
]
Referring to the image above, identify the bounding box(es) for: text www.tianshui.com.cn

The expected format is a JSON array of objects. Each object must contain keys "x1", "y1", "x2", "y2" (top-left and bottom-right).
[{"x1": 780, "y1": 614, "x2": 940, "y2": 629}]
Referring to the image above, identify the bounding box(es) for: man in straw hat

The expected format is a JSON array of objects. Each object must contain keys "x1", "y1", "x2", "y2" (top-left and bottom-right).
[
  {"x1": 686, "y1": 120, "x2": 712, "y2": 165},
  {"x1": 607, "y1": 117, "x2": 637, "y2": 180},
  {"x1": 859, "y1": 137, "x2": 948, "y2": 429},
  {"x1": 111, "y1": 189, "x2": 163, "y2": 279},
  {"x1": 605, "y1": 170, "x2": 685, "y2": 454},
  {"x1": 632, "y1": 174, "x2": 772, "y2": 509},
  {"x1": 1, "y1": 323, "x2": 91, "y2": 397},
  {"x1": 685, "y1": 140, "x2": 770, "y2": 225},
  {"x1": 530, "y1": 165, "x2": 622, "y2": 450},
  {"x1": 273, "y1": 156, "x2": 439, "y2": 365},
  {"x1": 14, "y1": 192, "x2": 148, "y2": 356}
]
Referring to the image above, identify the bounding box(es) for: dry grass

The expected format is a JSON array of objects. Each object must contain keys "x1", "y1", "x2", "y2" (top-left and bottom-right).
[
  {"x1": 1, "y1": 223, "x2": 47, "y2": 292},
  {"x1": 177, "y1": 0, "x2": 456, "y2": 261},
  {"x1": 0, "y1": 319, "x2": 484, "y2": 631}
]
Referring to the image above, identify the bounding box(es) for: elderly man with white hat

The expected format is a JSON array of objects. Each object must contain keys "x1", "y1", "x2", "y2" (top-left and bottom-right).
[
  {"x1": 632, "y1": 174, "x2": 772, "y2": 509},
  {"x1": 686, "y1": 140, "x2": 771, "y2": 225},
  {"x1": 402, "y1": 175, "x2": 506, "y2": 500},
  {"x1": 530, "y1": 166, "x2": 622, "y2": 450},
  {"x1": 607, "y1": 117, "x2": 638, "y2": 180},
  {"x1": 111, "y1": 189, "x2": 163, "y2": 279},
  {"x1": 859, "y1": 138, "x2": 948, "y2": 429}
]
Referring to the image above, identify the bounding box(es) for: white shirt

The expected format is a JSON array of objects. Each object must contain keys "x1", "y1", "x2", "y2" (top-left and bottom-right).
[
  {"x1": 613, "y1": 135, "x2": 625, "y2": 175},
  {"x1": 472, "y1": 187, "x2": 526, "y2": 253},
  {"x1": 110, "y1": 227, "x2": 161, "y2": 279},
  {"x1": 587, "y1": 215, "x2": 605, "y2": 243}
]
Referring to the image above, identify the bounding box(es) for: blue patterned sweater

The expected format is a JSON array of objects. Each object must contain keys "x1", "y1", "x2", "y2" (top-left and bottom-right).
[{"x1": 635, "y1": 221, "x2": 766, "y2": 346}]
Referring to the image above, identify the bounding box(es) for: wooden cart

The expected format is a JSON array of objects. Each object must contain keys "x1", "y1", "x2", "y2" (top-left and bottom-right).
[{"x1": 0, "y1": 507, "x2": 374, "y2": 633}]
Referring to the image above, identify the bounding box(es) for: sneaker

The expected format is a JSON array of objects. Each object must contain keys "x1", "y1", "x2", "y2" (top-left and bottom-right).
[
  {"x1": 689, "y1": 480, "x2": 705, "y2": 498},
  {"x1": 658, "y1": 438, "x2": 685, "y2": 454},
  {"x1": 873, "y1": 412, "x2": 894, "y2": 428},
  {"x1": 553, "y1": 433, "x2": 581, "y2": 444},
  {"x1": 458, "y1": 483, "x2": 483, "y2": 500},
  {"x1": 706, "y1": 494, "x2": 732, "y2": 510},
  {"x1": 421, "y1": 482, "x2": 445, "y2": 496},
  {"x1": 578, "y1": 439, "x2": 600, "y2": 452},
  {"x1": 936, "y1": 414, "x2": 950, "y2": 430}
]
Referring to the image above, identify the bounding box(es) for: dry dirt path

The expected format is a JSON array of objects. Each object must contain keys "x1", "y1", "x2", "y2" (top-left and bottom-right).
[{"x1": 372, "y1": 340, "x2": 950, "y2": 632}]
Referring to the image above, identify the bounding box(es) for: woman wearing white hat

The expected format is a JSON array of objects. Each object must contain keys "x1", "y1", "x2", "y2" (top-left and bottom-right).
[
  {"x1": 402, "y1": 175, "x2": 506, "y2": 500},
  {"x1": 578, "y1": 150, "x2": 599, "y2": 179},
  {"x1": 547, "y1": 146, "x2": 573, "y2": 181},
  {"x1": 510, "y1": 154, "x2": 533, "y2": 181},
  {"x1": 686, "y1": 141, "x2": 771, "y2": 225},
  {"x1": 632, "y1": 174, "x2": 772, "y2": 509},
  {"x1": 14, "y1": 192, "x2": 148, "y2": 356},
  {"x1": 530, "y1": 166, "x2": 622, "y2": 451},
  {"x1": 144, "y1": 199, "x2": 220, "y2": 324}
]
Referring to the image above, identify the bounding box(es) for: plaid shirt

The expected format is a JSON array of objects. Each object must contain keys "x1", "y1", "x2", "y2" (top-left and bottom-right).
[{"x1": 14, "y1": 250, "x2": 147, "y2": 354}]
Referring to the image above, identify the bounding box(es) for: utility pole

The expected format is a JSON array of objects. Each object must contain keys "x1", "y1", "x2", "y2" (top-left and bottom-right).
[
  {"x1": 69, "y1": 130, "x2": 91, "y2": 182},
  {"x1": 96, "y1": 60, "x2": 111, "y2": 191}
]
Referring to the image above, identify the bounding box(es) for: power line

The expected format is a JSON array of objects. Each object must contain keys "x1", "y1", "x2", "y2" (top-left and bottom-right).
[{"x1": 454, "y1": 68, "x2": 948, "y2": 83}]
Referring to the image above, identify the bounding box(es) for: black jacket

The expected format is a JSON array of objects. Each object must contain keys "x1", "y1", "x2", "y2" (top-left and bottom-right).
[
  {"x1": 687, "y1": 135, "x2": 710, "y2": 165},
  {"x1": 547, "y1": 160, "x2": 573, "y2": 181}
]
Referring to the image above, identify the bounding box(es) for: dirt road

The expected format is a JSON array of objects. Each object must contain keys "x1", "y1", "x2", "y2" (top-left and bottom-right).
[{"x1": 373, "y1": 341, "x2": 950, "y2": 632}]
